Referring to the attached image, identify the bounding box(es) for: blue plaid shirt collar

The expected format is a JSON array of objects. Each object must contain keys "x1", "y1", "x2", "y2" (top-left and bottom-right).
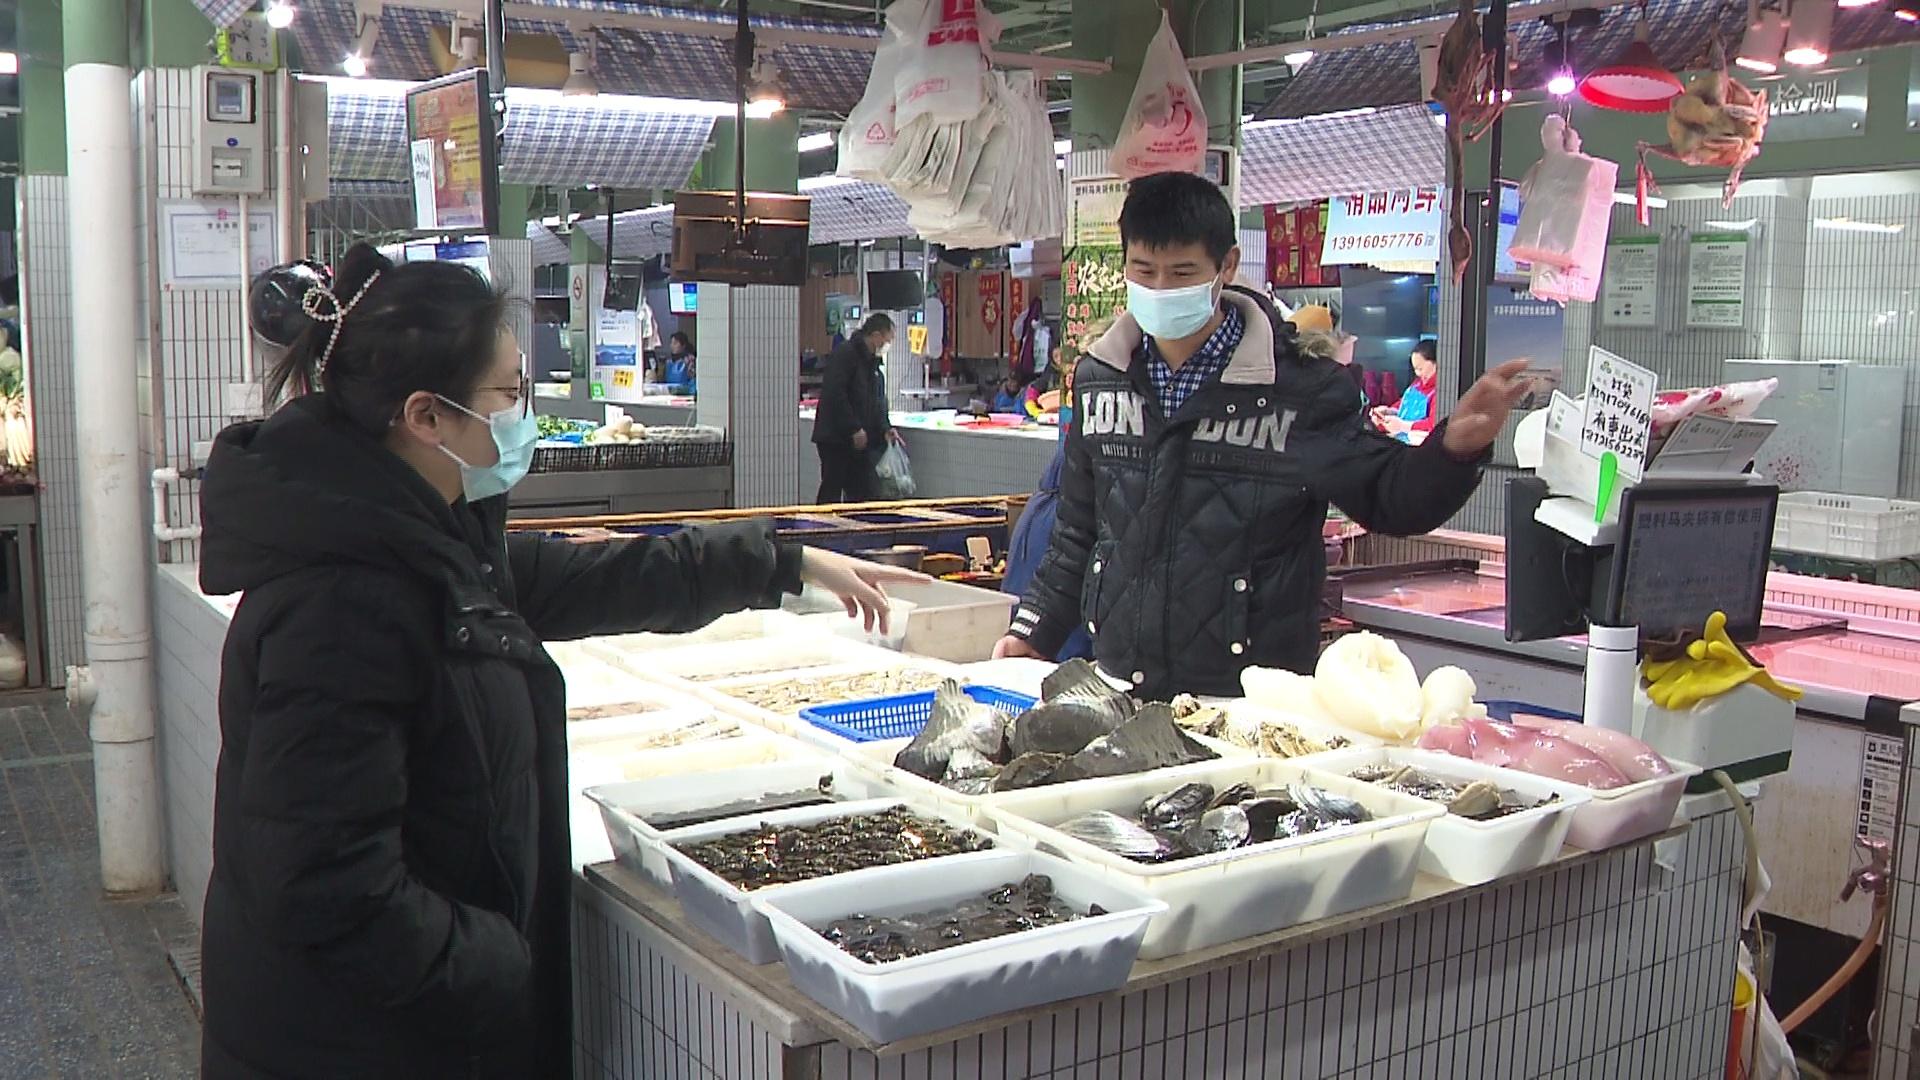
[{"x1": 1142, "y1": 302, "x2": 1245, "y2": 418}]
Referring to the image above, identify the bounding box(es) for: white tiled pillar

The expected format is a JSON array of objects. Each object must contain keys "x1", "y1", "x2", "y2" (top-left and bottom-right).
[
  {"x1": 696, "y1": 284, "x2": 800, "y2": 508},
  {"x1": 21, "y1": 174, "x2": 83, "y2": 682}
]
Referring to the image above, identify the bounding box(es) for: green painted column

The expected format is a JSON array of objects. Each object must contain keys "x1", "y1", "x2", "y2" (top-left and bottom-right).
[
  {"x1": 19, "y1": 0, "x2": 66, "y2": 175},
  {"x1": 496, "y1": 183, "x2": 531, "y2": 239},
  {"x1": 144, "y1": 0, "x2": 215, "y2": 68},
  {"x1": 706, "y1": 113, "x2": 800, "y2": 194},
  {"x1": 1069, "y1": 0, "x2": 1242, "y2": 150}
]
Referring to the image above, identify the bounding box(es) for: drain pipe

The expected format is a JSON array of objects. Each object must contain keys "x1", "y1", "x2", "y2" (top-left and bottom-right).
[{"x1": 64, "y1": 0, "x2": 165, "y2": 894}]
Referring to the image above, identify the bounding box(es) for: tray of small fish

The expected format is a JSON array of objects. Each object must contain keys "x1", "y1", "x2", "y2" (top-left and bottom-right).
[
  {"x1": 751, "y1": 849, "x2": 1166, "y2": 1043},
  {"x1": 985, "y1": 760, "x2": 1443, "y2": 959},
  {"x1": 864, "y1": 662, "x2": 1222, "y2": 801},
  {"x1": 586, "y1": 758, "x2": 900, "y2": 890},
  {"x1": 658, "y1": 800, "x2": 1009, "y2": 964},
  {"x1": 586, "y1": 633, "x2": 910, "y2": 686},
  {"x1": 1309, "y1": 747, "x2": 1593, "y2": 885},
  {"x1": 1183, "y1": 700, "x2": 1385, "y2": 760}
]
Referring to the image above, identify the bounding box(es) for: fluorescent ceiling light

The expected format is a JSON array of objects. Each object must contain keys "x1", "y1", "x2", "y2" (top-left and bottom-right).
[
  {"x1": 1705, "y1": 218, "x2": 1760, "y2": 230},
  {"x1": 263, "y1": 1, "x2": 295, "y2": 29},
  {"x1": 1613, "y1": 192, "x2": 1668, "y2": 208},
  {"x1": 1284, "y1": 49, "x2": 1314, "y2": 67},
  {"x1": 304, "y1": 76, "x2": 793, "y2": 120},
  {"x1": 1783, "y1": 0, "x2": 1834, "y2": 66},
  {"x1": 1546, "y1": 70, "x2": 1577, "y2": 96},
  {"x1": 797, "y1": 131, "x2": 836, "y2": 153},
  {"x1": 0, "y1": 52, "x2": 17, "y2": 76},
  {"x1": 1814, "y1": 216, "x2": 1906, "y2": 234},
  {"x1": 743, "y1": 98, "x2": 784, "y2": 119}
]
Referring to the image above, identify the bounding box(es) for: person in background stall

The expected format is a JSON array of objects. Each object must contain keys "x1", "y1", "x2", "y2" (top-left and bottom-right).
[
  {"x1": 662, "y1": 331, "x2": 696, "y2": 392},
  {"x1": 813, "y1": 313, "x2": 897, "y2": 504},
  {"x1": 1288, "y1": 304, "x2": 1364, "y2": 410},
  {"x1": 994, "y1": 172, "x2": 1531, "y2": 699},
  {"x1": 194, "y1": 245, "x2": 920, "y2": 1080},
  {"x1": 1374, "y1": 338, "x2": 1440, "y2": 444},
  {"x1": 991, "y1": 376, "x2": 1024, "y2": 415}
]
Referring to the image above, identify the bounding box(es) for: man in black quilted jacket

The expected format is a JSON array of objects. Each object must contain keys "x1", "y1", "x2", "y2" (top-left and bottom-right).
[{"x1": 994, "y1": 172, "x2": 1532, "y2": 700}]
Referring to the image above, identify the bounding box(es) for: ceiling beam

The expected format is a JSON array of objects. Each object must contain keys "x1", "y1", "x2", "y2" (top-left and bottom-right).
[{"x1": 1192, "y1": 0, "x2": 1643, "y2": 70}]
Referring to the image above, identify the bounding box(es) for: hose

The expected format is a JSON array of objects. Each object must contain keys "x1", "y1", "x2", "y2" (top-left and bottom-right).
[{"x1": 1778, "y1": 895, "x2": 1886, "y2": 1035}]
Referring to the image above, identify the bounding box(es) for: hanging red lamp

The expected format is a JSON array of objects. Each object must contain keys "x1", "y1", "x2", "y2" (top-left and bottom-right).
[{"x1": 1578, "y1": 14, "x2": 1684, "y2": 113}]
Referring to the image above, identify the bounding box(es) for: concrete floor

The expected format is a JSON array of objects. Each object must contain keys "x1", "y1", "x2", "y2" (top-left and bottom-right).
[{"x1": 0, "y1": 695, "x2": 201, "y2": 1078}]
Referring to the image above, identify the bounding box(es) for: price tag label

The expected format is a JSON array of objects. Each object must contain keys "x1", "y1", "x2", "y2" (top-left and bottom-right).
[
  {"x1": 1578, "y1": 347, "x2": 1657, "y2": 479},
  {"x1": 612, "y1": 369, "x2": 635, "y2": 390}
]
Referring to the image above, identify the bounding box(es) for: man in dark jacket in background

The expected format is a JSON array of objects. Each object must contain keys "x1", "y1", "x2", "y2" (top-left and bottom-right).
[
  {"x1": 996, "y1": 172, "x2": 1533, "y2": 700},
  {"x1": 813, "y1": 313, "x2": 895, "y2": 503}
]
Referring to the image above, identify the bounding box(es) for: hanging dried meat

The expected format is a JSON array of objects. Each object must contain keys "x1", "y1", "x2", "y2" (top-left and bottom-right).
[{"x1": 1431, "y1": 0, "x2": 1507, "y2": 282}]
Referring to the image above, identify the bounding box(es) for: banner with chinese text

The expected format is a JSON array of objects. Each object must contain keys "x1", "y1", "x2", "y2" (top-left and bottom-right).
[{"x1": 1322, "y1": 187, "x2": 1444, "y2": 266}]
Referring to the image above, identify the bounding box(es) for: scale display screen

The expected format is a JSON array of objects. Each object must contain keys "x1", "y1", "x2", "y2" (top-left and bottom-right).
[{"x1": 1603, "y1": 484, "x2": 1778, "y2": 643}]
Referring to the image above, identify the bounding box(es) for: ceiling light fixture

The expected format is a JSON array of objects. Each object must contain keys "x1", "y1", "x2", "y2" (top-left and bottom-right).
[
  {"x1": 1814, "y1": 216, "x2": 1906, "y2": 233},
  {"x1": 1735, "y1": 9, "x2": 1787, "y2": 73},
  {"x1": 1053, "y1": 137, "x2": 1072, "y2": 155},
  {"x1": 342, "y1": 13, "x2": 379, "y2": 78},
  {"x1": 1783, "y1": 0, "x2": 1835, "y2": 66},
  {"x1": 797, "y1": 131, "x2": 836, "y2": 152},
  {"x1": 0, "y1": 52, "x2": 17, "y2": 76},
  {"x1": 562, "y1": 38, "x2": 599, "y2": 96},
  {"x1": 1896, "y1": 7, "x2": 1920, "y2": 19},
  {"x1": 1836, "y1": 0, "x2": 1879, "y2": 10},
  {"x1": 1545, "y1": 20, "x2": 1576, "y2": 96},
  {"x1": 746, "y1": 52, "x2": 786, "y2": 116},
  {"x1": 1581, "y1": 6, "x2": 1684, "y2": 111},
  {"x1": 263, "y1": 1, "x2": 295, "y2": 29},
  {"x1": 1613, "y1": 191, "x2": 1667, "y2": 208}
]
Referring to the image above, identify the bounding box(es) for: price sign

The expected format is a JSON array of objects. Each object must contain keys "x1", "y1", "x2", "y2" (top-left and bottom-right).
[
  {"x1": 1321, "y1": 187, "x2": 1443, "y2": 266},
  {"x1": 1578, "y1": 347, "x2": 1657, "y2": 478},
  {"x1": 611, "y1": 369, "x2": 635, "y2": 390},
  {"x1": 907, "y1": 324, "x2": 929, "y2": 355}
]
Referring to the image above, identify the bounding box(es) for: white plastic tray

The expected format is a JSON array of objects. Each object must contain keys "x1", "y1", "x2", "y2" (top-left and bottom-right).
[
  {"x1": 987, "y1": 760, "x2": 1444, "y2": 960},
  {"x1": 699, "y1": 662, "x2": 963, "y2": 741},
  {"x1": 752, "y1": 849, "x2": 1166, "y2": 1043},
  {"x1": 1563, "y1": 761, "x2": 1702, "y2": 851},
  {"x1": 586, "y1": 757, "x2": 896, "y2": 891},
  {"x1": 1209, "y1": 700, "x2": 1385, "y2": 759},
  {"x1": 659, "y1": 798, "x2": 1012, "y2": 965},
  {"x1": 1306, "y1": 747, "x2": 1593, "y2": 885},
  {"x1": 580, "y1": 609, "x2": 807, "y2": 653}
]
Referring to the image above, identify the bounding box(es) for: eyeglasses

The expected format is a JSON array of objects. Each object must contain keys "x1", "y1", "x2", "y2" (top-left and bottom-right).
[{"x1": 473, "y1": 373, "x2": 533, "y2": 419}]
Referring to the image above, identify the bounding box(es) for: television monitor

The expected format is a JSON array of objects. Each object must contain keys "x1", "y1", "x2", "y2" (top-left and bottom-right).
[
  {"x1": 671, "y1": 191, "x2": 810, "y2": 287},
  {"x1": 404, "y1": 69, "x2": 500, "y2": 234},
  {"x1": 532, "y1": 296, "x2": 570, "y2": 325},
  {"x1": 1492, "y1": 180, "x2": 1529, "y2": 285},
  {"x1": 867, "y1": 270, "x2": 925, "y2": 311},
  {"x1": 668, "y1": 282, "x2": 698, "y2": 315},
  {"x1": 431, "y1": 239, "x2": 491, "y2": 282}
]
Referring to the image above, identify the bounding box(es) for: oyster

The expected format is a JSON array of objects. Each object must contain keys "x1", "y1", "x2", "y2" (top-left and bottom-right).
[
  {"x1": 674, "y1": 807, "x2": 991, "y2": 890},
  {"x1": 819, "y1": 874, "x2": 1091, "y2": 964},
  {"x1": 990, "y1": 751, "x2": 1067, "y2": 792},
  {"x1": 1169, "y1": 693, "x2": 1226, "y2": 737},
  {"x1": 1446, "y1": 779, "x2": 1503, "y2": 819},
  {"x1": 1288, "y1": 783, "x2": 1373, "y2": 827}
]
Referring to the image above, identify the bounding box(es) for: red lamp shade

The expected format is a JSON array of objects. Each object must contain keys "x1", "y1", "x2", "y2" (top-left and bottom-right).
[{"x1": 1578, "y1": 38, "x2": 1685, "y2": 113}]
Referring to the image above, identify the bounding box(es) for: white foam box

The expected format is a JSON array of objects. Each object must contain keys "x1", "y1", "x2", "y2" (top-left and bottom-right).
[
  {"x1": 986, "y1": 760, "x2": 1443, "y2": 960},
  {"x1": 586, "y1": 757, "x2": 894, "y2": 890},
  {"x1": 658, "y1": 798, "x2": 1016, "y2": 965},
  {"x1": 753, "y1": 849, "x2": 1166, "y2": 1044},
  {"x1": 1305, "y1": 747, "x2": 1593, "y2": 885}
]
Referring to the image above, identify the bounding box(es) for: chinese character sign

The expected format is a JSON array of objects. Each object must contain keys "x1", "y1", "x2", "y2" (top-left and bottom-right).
[
  {"x1": 1321, "y1": 186, "x2": 1445, "y2": 266},
  {"x1": 1578, "y1": 347, "x2": 1658, "y2": 478},
  {"x1": 1063, "y1": 247, "x2": 1127, "y2": 351}
]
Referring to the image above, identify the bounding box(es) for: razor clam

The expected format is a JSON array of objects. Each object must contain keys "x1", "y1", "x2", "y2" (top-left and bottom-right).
[
  {"x1": 1140, "y1": 782, "x2": 1215, "y2": 831},
  {"x1": 1056, "y1": 810, "x2": 1175, "y2": 862}
]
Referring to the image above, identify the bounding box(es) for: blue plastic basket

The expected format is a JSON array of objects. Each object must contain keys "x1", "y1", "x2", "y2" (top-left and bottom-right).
[
  {"x1": 800, "y1": 686, "x2": 1037, "y2": 744},
  {"x1": 1481, "y1": 700, "x2": 1582, "y2": 723}
]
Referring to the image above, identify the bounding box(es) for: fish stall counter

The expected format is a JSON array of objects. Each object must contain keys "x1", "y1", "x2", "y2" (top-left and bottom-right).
[
  {"x1": 796, "y1": 407, "x2": 1058, "y2": 502},
  {"x1": 151, "y1": 562, "x2": 1754, "y2": 1078}
]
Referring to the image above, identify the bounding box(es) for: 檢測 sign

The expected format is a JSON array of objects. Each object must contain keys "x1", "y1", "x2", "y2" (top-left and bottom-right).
[{"x1": 1321, "y1": 187, "x2": 1444, "y2": 266}]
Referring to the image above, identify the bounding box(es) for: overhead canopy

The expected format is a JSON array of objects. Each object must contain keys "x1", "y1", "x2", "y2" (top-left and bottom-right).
[
  {"x1": 547, "y1": 176, "x2": 914, "y2": 267},
  {"x1": 1238, "y1": 105, "x2": 1446, "y2": 206}
]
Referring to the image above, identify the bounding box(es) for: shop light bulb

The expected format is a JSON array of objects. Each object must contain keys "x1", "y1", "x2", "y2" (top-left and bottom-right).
[
  {"x1": 744, "y1": 96, "x2": 785, "y2": 119},
  {"x1": 1783, "y1": 0, "x2": 1835, "y2": 67},
  {"x1": 1835, "y1": 0, "x2": 1878, "y2": 8},
  {"x1": 1284, "y1": 49, "x2": 1315, "y2": 67},
  {"x1": 1547, "y1": 69, "x2": 1577, "y2": 96},
  {"x1": 1735, "y1": 10, "x2": 1787, "y2": 73},
  {"x1": 341, "y1": 52, "x2": 369, "y2": 77},
  {"x1": 0, "y1": 52, "x2": 17, "y2": 76},
  {"x1": 263, "y1": 1, "x2": 295, "y2": 29},
  {"x1": 1897, "y1": 7, "x2": 1920, "y2": 19}
]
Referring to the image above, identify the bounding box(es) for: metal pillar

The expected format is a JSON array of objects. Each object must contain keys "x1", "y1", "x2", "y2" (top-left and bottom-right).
[{"x1": 63, "y1": 0, "x2": 165, "y2": 894}]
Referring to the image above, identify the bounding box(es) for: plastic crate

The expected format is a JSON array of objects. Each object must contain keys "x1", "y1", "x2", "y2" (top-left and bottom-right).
[
  {"x1": 800, "y1": 686, "x2": 1036, "y2": 743},
  {"x1": 1774, "y1": 492, "x2": 1920, "y2": 560},
  {"x1": 530, "y1": 440, "x2": 731, "y2": 474}
]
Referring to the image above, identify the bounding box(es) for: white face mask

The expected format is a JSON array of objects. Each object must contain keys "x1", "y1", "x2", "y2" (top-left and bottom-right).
[{"x1": 1127, "y1": 277, "x2": 1221, "y2": 340}]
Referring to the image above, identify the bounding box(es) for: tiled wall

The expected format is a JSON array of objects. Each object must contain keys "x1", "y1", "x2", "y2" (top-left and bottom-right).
[
  {"x1": 792, "y1": 425, "x2": 1056, "y2": 505},
  {"x1": 697, "y1": 285, "x2": 802, "y2": 508},
  {"x1": 20, "y1": 175, "x2": 83, "y2": 681},
  {"x1": 151, "y1": 568, "x2": 226, "y2": 926},
  {"x1": 576, "y1": 805, "x2": 1747, "y2": 1080},
  {"x1": 1875, "y1": 719, "x2": 1919, "y2": 1080}
]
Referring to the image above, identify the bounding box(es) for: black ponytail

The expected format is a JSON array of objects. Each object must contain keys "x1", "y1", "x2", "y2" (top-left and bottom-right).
[{"x1": 265, "y1": 243, "x2": 508, "y2": 434}]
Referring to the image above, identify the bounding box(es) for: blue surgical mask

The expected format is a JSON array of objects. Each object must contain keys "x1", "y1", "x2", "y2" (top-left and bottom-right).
[
  {"x1": 436, "y1": 396, "x2": 539, "y2": 502},
  {"x1": 1127, "y1": 277, "x2": 1221, "y2": 340}
]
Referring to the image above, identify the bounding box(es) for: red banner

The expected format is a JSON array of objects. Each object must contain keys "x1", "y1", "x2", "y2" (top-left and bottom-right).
[
  {"x1": 1006, "y1": 277, "x2": 1027, "y2": 354},
  {"x1": 1264, "y1": 202, "x2": 1340, "y2": 288},
  {"x1": 978, "y1": 272, "x2": 1003, "y2": 332}
]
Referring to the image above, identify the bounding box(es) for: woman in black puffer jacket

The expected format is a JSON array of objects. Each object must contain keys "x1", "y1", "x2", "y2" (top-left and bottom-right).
[{"x1": 197, "y1": 245, "x2": 915, "y2": 1079}]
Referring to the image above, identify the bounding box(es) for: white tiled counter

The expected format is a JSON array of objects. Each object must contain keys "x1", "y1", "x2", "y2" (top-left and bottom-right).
[
  {"x1": 575, "y1": 796, "x2": 1750, "y2": 1080},
  {"x1": 796, "y1": 408, "x2": 1058, "y2": 503},
  {"x1": 153, "y1": 563, "x2": 236, "y2": 926},
  {"x1": 1873, "y1": 703, "x2": 1920, "y2": 1080}
]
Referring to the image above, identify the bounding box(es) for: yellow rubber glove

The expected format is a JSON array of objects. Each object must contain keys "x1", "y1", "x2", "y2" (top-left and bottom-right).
[{"x1": 1639, "y1": 611, "x2": 1804, "y2": 711}]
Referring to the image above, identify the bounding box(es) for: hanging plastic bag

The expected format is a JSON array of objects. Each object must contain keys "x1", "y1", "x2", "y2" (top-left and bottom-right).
[
  {"x1": 839, "y1": 9, "x2": 918, "y2": 181},
  {"x1": 894, "y1": 0, "x2": 1001, "y2": 129},
  {"x1": 1511, "y1": 115, "x2": 1616, "y2": 282},
  {"x1": 1109, "y1": 12, "x2": 1209, "y2": 179},
  {"x1": 874, "y1": 443, "x2": 917, "y2": 499}
]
